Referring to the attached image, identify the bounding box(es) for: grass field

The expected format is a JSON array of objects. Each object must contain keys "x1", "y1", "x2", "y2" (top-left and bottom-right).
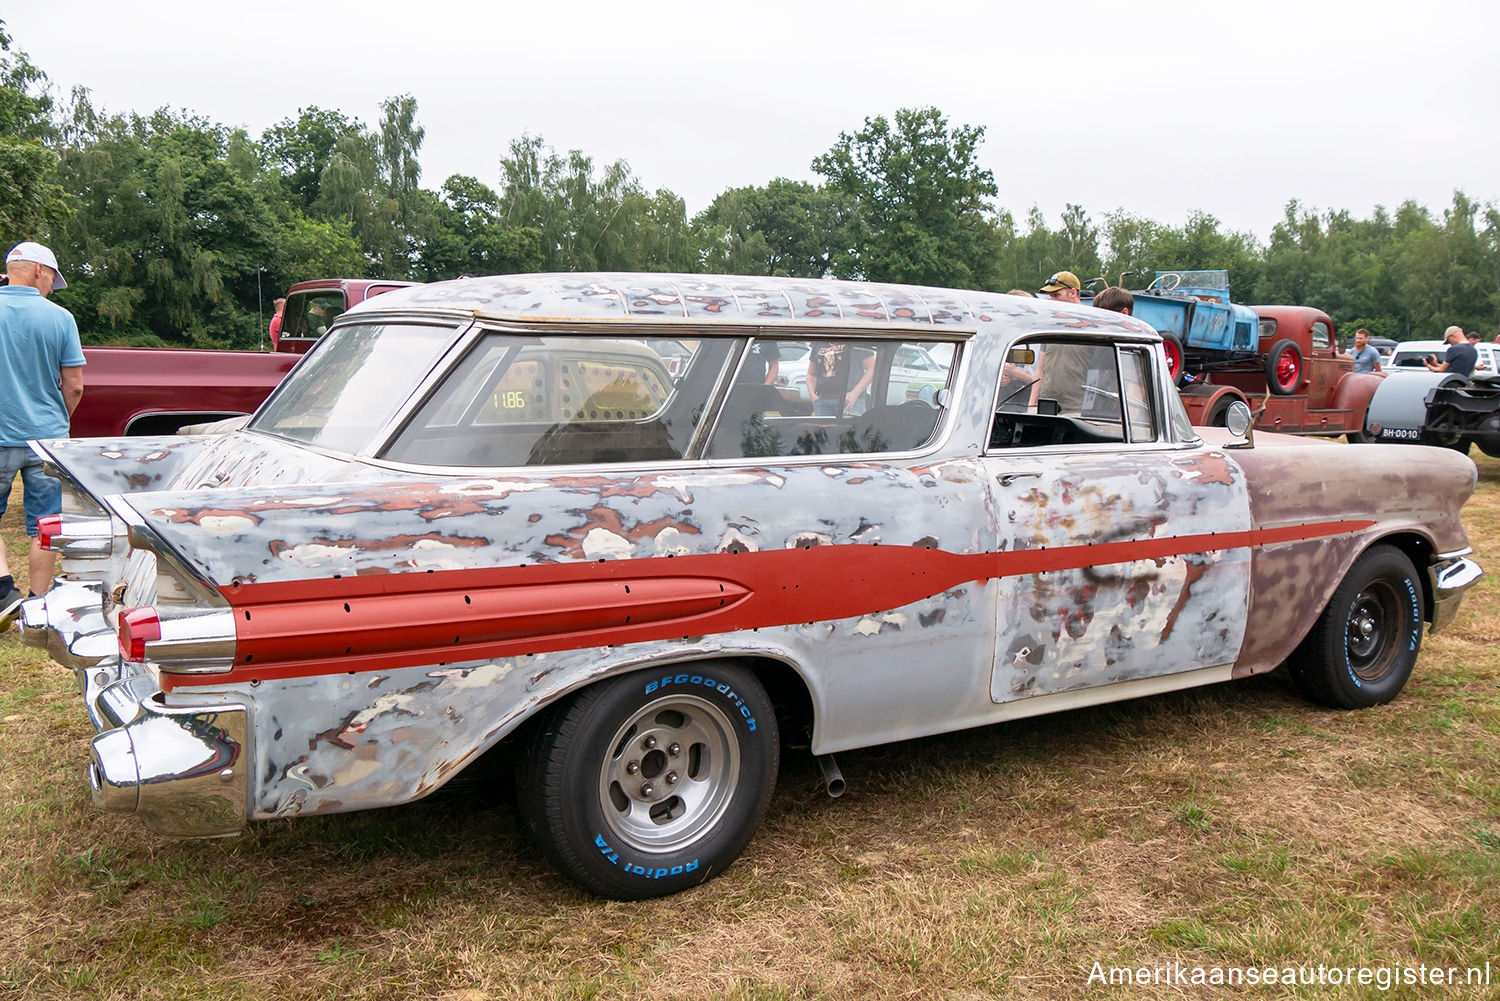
[{"x1": 1, "y1": 451, "x2": 1498, "y2": 1000}]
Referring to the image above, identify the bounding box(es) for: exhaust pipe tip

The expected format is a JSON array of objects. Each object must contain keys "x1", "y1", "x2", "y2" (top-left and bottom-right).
[{"x1": 815, "y1": 753, "x2": 845, "y2": 798}]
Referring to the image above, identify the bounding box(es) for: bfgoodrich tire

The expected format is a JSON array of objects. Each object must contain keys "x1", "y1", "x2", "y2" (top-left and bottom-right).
[
  {"x1": 517, "y1": 663, "x2": 779, "y2": 899},
  {"x1": 1287, "y1": 546, "x2": 1423, "y2": 709}
]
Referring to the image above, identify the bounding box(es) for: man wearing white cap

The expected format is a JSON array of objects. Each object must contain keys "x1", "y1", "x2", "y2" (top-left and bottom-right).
[{"x1": 0, "y1": 241, "x2": 85, "y2": 625}]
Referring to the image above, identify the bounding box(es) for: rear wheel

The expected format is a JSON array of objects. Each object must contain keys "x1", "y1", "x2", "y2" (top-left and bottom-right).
[
  {"x1": 517, "y1": 664, "x2": 779, "y2": 899},
  {"x1": 1418, "y1": 408, "x2": 1470, "y2": 453},
  {"x1": 1473, "y1": 413, "x2": 1500, "y2": 457},
  {"x1": 1265, "y1": 339, "x2": 1303, "y2": 396},
  {"x1": 1287, "y1": 546, "x2": 1422, "y2": 709}
]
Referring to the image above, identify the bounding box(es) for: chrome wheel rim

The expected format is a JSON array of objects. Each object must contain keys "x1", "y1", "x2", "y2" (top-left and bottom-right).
[{"x1": 598, "y1": 693, "x2": 739, "y2": 853}]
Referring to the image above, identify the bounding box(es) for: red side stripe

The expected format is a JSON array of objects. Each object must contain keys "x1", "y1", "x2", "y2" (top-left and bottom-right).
[{"x1": 160, "y1": 519, "x2": 1373, "y2": 690}]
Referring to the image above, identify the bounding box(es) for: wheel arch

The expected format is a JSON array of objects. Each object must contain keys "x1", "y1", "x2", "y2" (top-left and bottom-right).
[
  {"x1": 1370, "y1": 531, "x2": 1438, "y2": 624},
  {"x1": 499, "y1": 650, "x2": 819, "y2": 756}
]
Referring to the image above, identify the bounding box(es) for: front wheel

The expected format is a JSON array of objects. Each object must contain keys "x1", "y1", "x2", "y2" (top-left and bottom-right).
[
  {"x1": 517, "y1": 664, "x2": 779, "y2": 899},
  {"x1": 1287, "y1": 546, "x2": 1423, "y2": 709}
]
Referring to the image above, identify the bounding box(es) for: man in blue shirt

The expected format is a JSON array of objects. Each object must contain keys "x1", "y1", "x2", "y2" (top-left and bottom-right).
[
  {"x1": 1350, "y1": 328, "x2": 1383, "y2": 374},
  {"x1": 0, "y1": 241, "x2": 85, "y2": 626},
  {"x1": 1423, "y1": 326, "x2": 1478, "y2": 378}
]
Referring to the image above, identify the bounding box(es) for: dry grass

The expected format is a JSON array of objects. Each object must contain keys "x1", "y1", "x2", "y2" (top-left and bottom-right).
[{"x1": 3, "y1": 451, "x2": 1499, "y2": 1000}]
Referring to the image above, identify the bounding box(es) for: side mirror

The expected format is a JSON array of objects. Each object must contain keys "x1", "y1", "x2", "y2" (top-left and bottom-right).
[{"x1": 1224, "y1": 401, "x2": 1255, "y2": 448}]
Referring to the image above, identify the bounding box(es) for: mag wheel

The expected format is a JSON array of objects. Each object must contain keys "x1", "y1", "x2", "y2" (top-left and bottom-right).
[
  {"x1": 1287, "y1": 546, "x2": 1422, "y2": 709},
  {"x1": 517, "y1": 664, "x2": 779, "y2": 899}
]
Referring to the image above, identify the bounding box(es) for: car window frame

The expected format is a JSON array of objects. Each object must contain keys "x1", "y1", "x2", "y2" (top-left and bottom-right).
[{"x1": 983, "y1": 332, "x2": 1187, "y2": 455}]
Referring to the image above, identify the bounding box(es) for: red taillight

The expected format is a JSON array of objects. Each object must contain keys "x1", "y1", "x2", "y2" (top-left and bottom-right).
[
  {"x1": 37, "y1": 515, "x2": 63, "y2": 550},
  {"x1": 118, "y1": 607, "x2": 162, "y2": 663}
]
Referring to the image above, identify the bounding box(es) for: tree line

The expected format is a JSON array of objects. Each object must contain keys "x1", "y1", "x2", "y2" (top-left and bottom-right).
[{"x1": 2, "y1": 24, "x2": 1496, "y2": 350}]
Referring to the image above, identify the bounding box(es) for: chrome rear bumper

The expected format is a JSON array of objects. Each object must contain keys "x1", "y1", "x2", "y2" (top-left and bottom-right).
[{"x1": 21, "y1": 580, "x2": 249, "y2": 837}]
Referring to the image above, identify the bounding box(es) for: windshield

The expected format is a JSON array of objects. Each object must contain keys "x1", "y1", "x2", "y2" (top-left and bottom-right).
[{"x1": 251, "y1": 322, "x2": 459, "y2": 453}]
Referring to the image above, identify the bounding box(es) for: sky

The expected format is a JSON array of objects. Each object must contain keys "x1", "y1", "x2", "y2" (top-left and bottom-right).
[{"x1": 6, "y1": 1, "x2": 1498, "y2": 245}]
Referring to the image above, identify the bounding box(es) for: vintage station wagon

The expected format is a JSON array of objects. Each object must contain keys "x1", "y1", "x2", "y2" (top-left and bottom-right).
[{"x1": 12, "y1": 273, "x2": 1483, "y2": 898}]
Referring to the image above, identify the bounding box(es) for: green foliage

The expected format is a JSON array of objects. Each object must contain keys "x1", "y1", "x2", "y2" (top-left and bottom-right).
[
  {"x1": 498, "y1": 135, "x2": 697, "y2": 273},
  {"x1": 260, "y1": 106, "x2": 364, "y2": 211},
  {"x1": 812, "y1": 106, "x2": 1002, "y2": 288},
  {"x1": 692, "y1": 179, "x2": 851, "y2": 278},
  {"x1": 0, "y1": 22, "x2": 65, "y2": 240},
  {"x1": 2, "y1": 18, "x2": 1497, "y2": 349}
]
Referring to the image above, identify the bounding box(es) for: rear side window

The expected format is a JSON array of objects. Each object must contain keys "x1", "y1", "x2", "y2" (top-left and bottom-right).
[
  {"x1": 281, "y1": 291, "x2": 346, "y2": 342},
  {"x1": 383, "y1": 334, "x2": 730, "y2": 467},
  {"x1": 704, "y1": 337, "x2": 956, "y2": 459}
]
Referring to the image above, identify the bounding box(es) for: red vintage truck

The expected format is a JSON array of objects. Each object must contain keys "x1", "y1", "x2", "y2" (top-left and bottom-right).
[
  {"x1": 1175, "y1": 304, "x2": 1383, "y2": 437},
  {"x1": 68, "y1": 279, "x2": 412, "y2": 437}
]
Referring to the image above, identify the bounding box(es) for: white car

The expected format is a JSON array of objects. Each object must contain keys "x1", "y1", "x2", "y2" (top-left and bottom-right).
[{"x1": 1388, "y1": 340, "x2": 1498, "y2": 376}]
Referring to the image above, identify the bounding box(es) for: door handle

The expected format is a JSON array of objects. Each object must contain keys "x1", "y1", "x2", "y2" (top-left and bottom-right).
[{"x1": 996, "y1": 471, "x2": 1042, "y2": 487}]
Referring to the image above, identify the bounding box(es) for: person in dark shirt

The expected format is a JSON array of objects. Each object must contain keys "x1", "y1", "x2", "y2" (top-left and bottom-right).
[{"x1": 1424, "y1": 326, "x2": 1477, "y2": 377}]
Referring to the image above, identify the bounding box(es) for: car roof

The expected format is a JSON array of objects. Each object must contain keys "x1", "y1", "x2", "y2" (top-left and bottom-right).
[{"x1": 344, "y1": 272, "x2": 1158, "y2": 342}]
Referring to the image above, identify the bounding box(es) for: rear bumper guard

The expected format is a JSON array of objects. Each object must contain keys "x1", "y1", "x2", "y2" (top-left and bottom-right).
[
  {"x1": 17, "y1": 580, "x2": 115, "y2": 673},
  {"x1": 1429, "y1": 554, "x2": 1483, "y2": 633},
  {"x1": 89, "y1": 689, "x2": 249, "y2": 838}
]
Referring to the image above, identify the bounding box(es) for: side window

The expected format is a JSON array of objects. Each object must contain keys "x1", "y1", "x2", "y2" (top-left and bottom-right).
[
  {"x1": 282, "y1": 292, "x2": 346, "y2": 341},
  {"x1": 706, "y1": 337, "x2": 953, "y2": 459},
  {"x1": 989, "y1": 340, "x2": 1158, "y2": 449},
  {"x1": 1311, "y1": 321, "x2": 1331, "y2": 350},
  {"x1": 1258, "y1": 317, "x2": 1277, "y2": 342},
  {"x1": 1118, "y1": 348, "x2": 1157, "y2": 442},
  {"x1": 383, "y1": 334, "x2": 729, "y2": 467}
]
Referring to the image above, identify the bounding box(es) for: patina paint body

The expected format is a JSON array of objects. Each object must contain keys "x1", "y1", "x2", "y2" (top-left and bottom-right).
[{"x1": 18, "y1": 273, "x2": 1480, "y2": 842}]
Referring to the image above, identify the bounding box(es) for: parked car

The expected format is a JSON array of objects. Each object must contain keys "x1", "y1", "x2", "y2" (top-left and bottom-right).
[
  {"x1": 15, "y1": 273, "x2": 1482, "y2": 900},
  {"x1": 1387, "y1": 339, "x2": 1500, "y2": 375}
]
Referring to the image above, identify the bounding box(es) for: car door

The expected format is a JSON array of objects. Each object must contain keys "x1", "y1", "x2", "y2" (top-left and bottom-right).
[{"x1": 980, "y1": 337, "x2": 1253, "y2": 704}]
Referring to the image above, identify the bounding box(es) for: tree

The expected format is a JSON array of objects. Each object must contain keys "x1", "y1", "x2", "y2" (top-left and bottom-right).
[
  {"x1": 0, "y1": 21, "x2": 65, "y2": 241},
  {"x1": 692, "y1": 179, "x2": 850, "y2": 277},
  {"x1": 417, "y1": 174, "x2": 542, "y2": 280},
  {"x1": 260, "y1": 106, "x2": 364, "y2": 211},
  {"x1": 497, "y1": 134, "x2": 696, "y2": 273},
  {"x1": 811, "y1": 107, "x2": 1001, "y2": 288},
  {"x1": 51, "y1": 100, "x2": 286, "y2": 346}
]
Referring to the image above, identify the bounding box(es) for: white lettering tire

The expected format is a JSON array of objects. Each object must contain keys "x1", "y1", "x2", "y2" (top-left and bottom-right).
[{"x1": 517, "y1": 664, "x2": 779, "y2": 899}]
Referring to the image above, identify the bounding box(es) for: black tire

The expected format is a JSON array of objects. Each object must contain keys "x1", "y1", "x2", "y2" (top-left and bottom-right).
[
  {"x1": 517, "y1": 663, "x2": 779, "y2": 899},
  {"x1": 1287, "y1": 546, "x2": 1423, "y2": 709},
  {"x1": 1472, "y1": 413, "x2": 1500, "y2": 457},
  {"x1": 1265, "y1": 338, "x2": 1304, "y2": 396}
]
